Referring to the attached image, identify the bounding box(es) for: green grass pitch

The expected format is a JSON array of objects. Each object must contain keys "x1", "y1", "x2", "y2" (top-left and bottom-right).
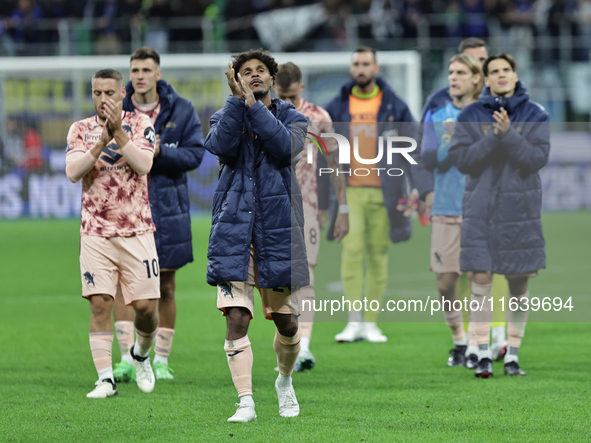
[{"x1": 0, "y1": 213, "x2": 590, "y2": 442}]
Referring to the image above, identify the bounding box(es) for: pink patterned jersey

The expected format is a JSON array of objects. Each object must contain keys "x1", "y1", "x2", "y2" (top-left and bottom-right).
[
  {"x1": 295, "y1": 99, "x2": 337, "y2": 218},
  {"x1": 66, "y1": 112, "x2": 156, "y2": 237},
  {"x1": 132, "y1": 95, "x2": 161, "y2": 125}
]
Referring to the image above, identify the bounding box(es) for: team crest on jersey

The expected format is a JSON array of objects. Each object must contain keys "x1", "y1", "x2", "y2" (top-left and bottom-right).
[
  {"x1": 480, "y1": 124, "x2": 493, "y2": 135},
  {"x1": 144, "y1": 127, "x2": 156, "y2": 145}
]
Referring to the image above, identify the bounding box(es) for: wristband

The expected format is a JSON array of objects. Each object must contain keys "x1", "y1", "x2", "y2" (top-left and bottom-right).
[{"x1": 338, "y1": 204, "x2": 349, "y2": 214}]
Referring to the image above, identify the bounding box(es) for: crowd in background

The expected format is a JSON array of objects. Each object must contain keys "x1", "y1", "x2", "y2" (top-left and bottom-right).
[
  {"x1": 1, "y1": 0, "x2": 590, "y2": 61},
  {"x1": 1, "y1": 0, "x2": 590, "y2": 173}
]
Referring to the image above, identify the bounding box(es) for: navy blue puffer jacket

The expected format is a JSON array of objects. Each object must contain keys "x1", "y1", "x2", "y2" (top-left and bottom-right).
[
  {"x1": 204, "y1": 96, "x2": 309, "y2": 288},
  {"x1": 123, "y1": 80, "x2": 205, "y2": 269},
  {"x1": 448, "y1": 82, "x2": 550, "y2": 274}
]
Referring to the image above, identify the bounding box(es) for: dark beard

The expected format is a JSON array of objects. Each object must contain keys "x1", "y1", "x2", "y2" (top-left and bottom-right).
[
  {"x1": 253, "y1": 88, "x2": 268, "y2": 100},
  {"x1": 355, "y1": 78, "x2": 372, "y2": 89}
]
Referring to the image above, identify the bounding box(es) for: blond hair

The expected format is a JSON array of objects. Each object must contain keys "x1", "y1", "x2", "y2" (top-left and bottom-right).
[{"x1": 449, "y1": 54, "x2": 484, "y2": 100}]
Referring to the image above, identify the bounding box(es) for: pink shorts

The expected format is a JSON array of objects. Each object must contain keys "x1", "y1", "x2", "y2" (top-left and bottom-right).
[
  {"x1": 430, "y1": 221, "x2": 461, "y2": 274},
  {"x1": 79, "y1": 233, "x2": 160, "y2": 305},
  {"x1": 216, "y1": 246, "x2": 300, "y2": 320},
  {"x1": 304, "y1": 213, "x2": 320, "y2": 267}
]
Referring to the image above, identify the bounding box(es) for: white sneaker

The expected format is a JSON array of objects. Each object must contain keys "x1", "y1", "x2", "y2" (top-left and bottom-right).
[
  {"x1": 86, "y1": 378, "x2": 118, "y2": 398},
  {"x1": 334, "y1": 322, "x2": 364, "y2": 343},
  {"x1": 361, "y1": 322, "x2": 387, "y2": 343},
  {"x1": 227, "y1": 403, "x2": 257, "y2": 423},
  {"x1": 275, "y1": 376, "x2": 299, "y2": 417},
  {"x1": 131, "y1": 345, "x2": 155, "y2": 393}
]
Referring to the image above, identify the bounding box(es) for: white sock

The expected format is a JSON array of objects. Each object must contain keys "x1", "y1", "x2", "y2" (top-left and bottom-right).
[
  {"x1": 240, "y1": 395, "x2": 255, "y2": 407},
  {"x1": 121, "y1": 354, "x2": 133, "y2": 364},
  {"x1": 98, "y1": 367, "x2": 114, "y2": 382},
  {"x1": 466, "y1": 344, "x2": 478, "y2": 357},
  {"x1": 153, "y1": 354, "x2": 168, "y2": 365},
  {"x1": 492, "y1": 325, "x2": 506, "y2": 344},
  {"x1": 348, "y1": 311, "x2": 362, "y2": 323},
  {"x1": 300, "y1": 337, "x2": 310, "y2": 352},
  {"x1": 478, "y1": 344, "x2": 492, "y2": 360},
  {"x1": 504, "y1": 346, "x2": 519, "y2": 364},
  {"x1": 276, "y1": 374, "x2": 292, "y2": 389},
  {"x1": 453, "y1": 336, "x2": 468, "y2": 346}
]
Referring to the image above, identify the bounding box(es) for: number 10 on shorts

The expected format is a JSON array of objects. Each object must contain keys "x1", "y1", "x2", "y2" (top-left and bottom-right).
[{"x1": 143, "y1": 259, "x2": 159, "y2": 278}]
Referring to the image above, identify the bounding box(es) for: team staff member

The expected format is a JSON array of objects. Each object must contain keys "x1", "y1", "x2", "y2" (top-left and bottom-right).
[{"x1": 326, "y1": 46, "x2": 432, "y2": 343}]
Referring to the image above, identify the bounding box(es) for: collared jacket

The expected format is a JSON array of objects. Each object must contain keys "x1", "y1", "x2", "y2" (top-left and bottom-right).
[
  {"x1": 123, "y1": 80, "x2": 205, "y2": 269},
  {"x1": 448, "y1": 81, "x2": 550, "y2": 274},
  {"x1": 204, "y1": 96, "x2": 309, "y2": 288},
  {"x1": 325, "y1": 76, "x2": 433, "y2": 243}
]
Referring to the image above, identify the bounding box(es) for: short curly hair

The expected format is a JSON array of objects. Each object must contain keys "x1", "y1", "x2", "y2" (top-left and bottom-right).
[{"x1": 232, "y1": 49, "x2": 278, "y2": 81}]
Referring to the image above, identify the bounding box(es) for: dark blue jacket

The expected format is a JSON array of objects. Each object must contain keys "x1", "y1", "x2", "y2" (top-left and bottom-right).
[
  {"x1": 204, "y1": 96, "x2": 309, "y2": 288},
  {"x1": 420, "y1": 87, "x2": 452, "y2": 122},
  {"x1": 325, "y1": 77, "x2": 433, "y2": 243},
  {"x1": 123, "y1": 80, "x2": 205, "y2": 269},
  {"x1": 448, "y1": 82, "x2": 550, "y2": 274},
  {"x1": 416, "y1": 86, "x2": 451, "y2": 154}
]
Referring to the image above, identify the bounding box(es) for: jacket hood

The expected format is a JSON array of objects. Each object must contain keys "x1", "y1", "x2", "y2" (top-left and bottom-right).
[
  {"x1": 338, "y1": 76, "x2": 396, "y2": 100},
  {"x1": 124, "y1": 79, "x2": 179, "y2": 107},
  {"x1": 480, "y1": 81, "x2": 529, "y2": 114},
  {"x1": 477, "y1": 85, "x2": 491, "y2": 99}
]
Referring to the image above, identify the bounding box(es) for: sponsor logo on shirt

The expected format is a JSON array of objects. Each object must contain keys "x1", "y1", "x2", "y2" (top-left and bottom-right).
[{"x1": 84, "y1": 134, "x2": 101, "y2": 142}]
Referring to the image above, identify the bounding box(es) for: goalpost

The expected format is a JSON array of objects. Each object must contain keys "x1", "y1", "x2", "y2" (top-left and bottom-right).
[{"x1": 0, "y1": 51, "x2": 422, "y2": 218}]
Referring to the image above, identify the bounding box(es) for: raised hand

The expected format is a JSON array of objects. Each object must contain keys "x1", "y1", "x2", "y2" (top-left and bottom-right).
[
  {"x1": 493, "y1": 107, "x2": 510, "y2": 136},
  {"x1": 104, "y1": 98, "x2": 123, "y2": 134},
  {"x1": 237, "y1": 73, "x2": 256, "y2": 108},
  {"x1": 226, "y1": 62, "x2": 244, "y2": 99},
  {"x1": 99, "y1": 121, "x2": 112, "y2": 149}
]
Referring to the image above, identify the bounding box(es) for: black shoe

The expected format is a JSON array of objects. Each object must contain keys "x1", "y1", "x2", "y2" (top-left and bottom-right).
[
  {"x1": 475, "y1": 358, "x2": 493, "y2": 378},
  {"x1": 504, "y1": 361, "x2": 526, "y2": 376},
  {"x1": 465, "y1": 353, "x2": 478, "y2": 370},
  {"x1": 447, "y1": 345, "x2": 467, "y2": 367}
]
